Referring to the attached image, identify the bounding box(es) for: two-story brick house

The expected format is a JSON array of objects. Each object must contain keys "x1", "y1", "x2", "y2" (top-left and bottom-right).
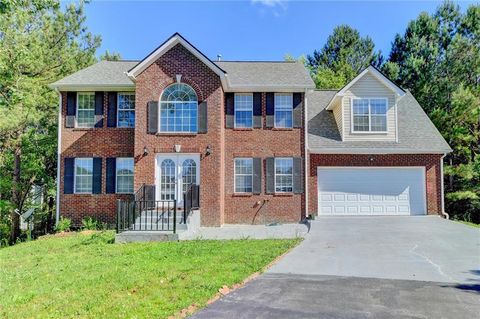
[{"x1": 50, "y1": 33, "x2": 451, "y2": 229}]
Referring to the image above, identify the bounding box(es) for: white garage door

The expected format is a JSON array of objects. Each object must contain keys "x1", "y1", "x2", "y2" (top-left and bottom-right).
[{"x1": 317, "y1": 167, "x2": 426, "y2": 216}]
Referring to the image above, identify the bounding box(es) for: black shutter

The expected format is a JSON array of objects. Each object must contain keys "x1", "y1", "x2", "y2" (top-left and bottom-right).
[
  {"x1": 106, "y1": 158, "x2": 116, "y2": 194},
  {"x1": 95, "y1": 92, "x2": 104, "y2": 128},
  {"x1": 266, "y1": 93, "x2": 274, "y2": 128},
  {"x1": 265, "y1": 157, "x2": 275, "y2": 194},
  {"x1": 147, "y1": 101, "x2": 158, "y2": 134},
  {"x1": 293, "y1": 93, "x2": 303, "y2": 128},
  {"x1": 92, "y1": 158, "x2": 102, "y2": 194},
  {"x1": 64, "y1": 158, "x2": 74, "y2": 194},
  {"x1": 198, "y1": 101, "x2": 207, "y2": 133},
  {"x1": 107, "y1": 92, "x2": 117, "y2": 127},
  {"x1": 253, "y1": 93, "x2": 262, "y2": 128},
  {"x1": 225, "y1": 93, "x2": 234, "y2": 128},
  {"x1": 252, "y1": 158, "x2": 262, "y2": 194},
  {"x1": 293, "y1": 157, "x2": 304, "y2": 194},
  {"x1": 66, "y1": 92, "x2": 76, "y2": 128}
]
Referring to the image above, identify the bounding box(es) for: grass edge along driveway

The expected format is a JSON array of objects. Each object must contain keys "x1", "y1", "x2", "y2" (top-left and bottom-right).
[{"x1": 0, "y1": 231, "x2": 300, "y2": 319}]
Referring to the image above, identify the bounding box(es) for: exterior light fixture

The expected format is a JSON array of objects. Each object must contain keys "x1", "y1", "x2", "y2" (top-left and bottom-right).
[
  {"x1": 143, "y1": 146, "x2": 149, "y2": 156},
  {"x1": 174, "y1": 144, "x2": 182, "y2": 153},
  {"x1": 205, "y1": 145, "x2": 212, "y2": 156},
  {"x1": 369, "y1": 155, "x2": 374, "y2": 162}
]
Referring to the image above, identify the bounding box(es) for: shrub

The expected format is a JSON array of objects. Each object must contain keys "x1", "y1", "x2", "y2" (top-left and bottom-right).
[
  {"x1": 55, "y1": 217, "x2": 71, "y2": 232},
  {"x1": 81, "y1": 217, "x2": 101, "y2": 230}
]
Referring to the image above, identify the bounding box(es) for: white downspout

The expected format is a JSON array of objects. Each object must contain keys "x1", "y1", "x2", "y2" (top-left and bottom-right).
[
  {"x1": 440, "y1": 154, "x2": 448, "y2": 219},
  {"x1": 304, "y1": 88, "x2": 309, "y2": 219},
  {"x1": 55, "y1": 90, "x2": 62, "y2": 225}
]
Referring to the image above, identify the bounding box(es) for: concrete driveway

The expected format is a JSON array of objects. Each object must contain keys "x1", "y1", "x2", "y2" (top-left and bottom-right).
[
  {"x1": 193, "y1": 217, "x2": 480, "y2": 318},
  {"x1": 268, "y1": 216, "x2": 480, "y2": 284}
]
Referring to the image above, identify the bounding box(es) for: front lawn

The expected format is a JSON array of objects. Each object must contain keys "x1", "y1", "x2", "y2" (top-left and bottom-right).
[
  {"x1": 0, "y1": 231, "x2": 299, "y2": 318},
  {"x1": 456, "y1": 220, "x2": 480, "y2": 228}
]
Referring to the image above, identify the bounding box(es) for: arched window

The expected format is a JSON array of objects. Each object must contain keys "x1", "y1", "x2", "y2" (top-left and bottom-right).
[
  {"x1": 160, "y1": 83, "x2": 198, "y2": 133},
  {"x1": 182, "y1": 159, "x2": 197, "y2": 192},
  {"x1": 160, "y1": 159, "x2": 176, "y2": 200}
]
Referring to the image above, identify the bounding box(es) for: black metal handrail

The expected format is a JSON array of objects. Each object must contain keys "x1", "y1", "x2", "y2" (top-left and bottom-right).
[
  {"x1": 183, "y1": 184, "x2": 200, "y2": 223},
  {"x1": 116, "y1": 199, "x2": 177, "y2": 233}
]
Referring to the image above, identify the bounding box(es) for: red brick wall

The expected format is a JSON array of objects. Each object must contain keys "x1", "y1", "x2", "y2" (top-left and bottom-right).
[
  {"x1": 59, "y1": 92, "x2": 135, "y2": 226},
  {"x1": 134, "y1": 44, "x2": 225, "y2": 226},
  {"x1": 308, "y1": 153, "x2": 443, "y2": 216},
  {"x1": 224, "y1": 93, "x2": 305, "y2": 224}
]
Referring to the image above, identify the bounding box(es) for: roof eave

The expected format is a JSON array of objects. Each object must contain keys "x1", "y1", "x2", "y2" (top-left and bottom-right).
[
  {"x1": 308, "y1": 147, "x2": 452, "y2": 155},
  {"x1": 48, "y1": 83, "x2": 135, "y2": 91}
]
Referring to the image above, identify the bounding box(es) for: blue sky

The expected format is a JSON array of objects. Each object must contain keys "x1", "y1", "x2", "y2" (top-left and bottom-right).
[{"x1": 82, "y1": 0, "x2": 475, "y2": 61}]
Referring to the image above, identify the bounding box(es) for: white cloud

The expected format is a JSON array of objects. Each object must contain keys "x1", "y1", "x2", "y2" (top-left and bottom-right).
[{"x1": 251, "y1": 0, "x2": 287, "y2": 17}]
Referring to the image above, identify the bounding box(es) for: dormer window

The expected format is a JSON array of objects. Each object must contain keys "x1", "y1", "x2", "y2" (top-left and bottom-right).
[{"x1": 352, "y1": 98, "x2": 387, "y2": 133}]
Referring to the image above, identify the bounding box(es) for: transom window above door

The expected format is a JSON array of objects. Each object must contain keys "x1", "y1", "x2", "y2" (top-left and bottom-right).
[
  {"x1": 159, "y1": 83, "x2": 198, "y2": 133},
  {"x1": 352, "y1": 98, "x2": 388, "y2": 132},
  {"x1": 234, "y1": 93, "x2": 253, "y2": 128}
]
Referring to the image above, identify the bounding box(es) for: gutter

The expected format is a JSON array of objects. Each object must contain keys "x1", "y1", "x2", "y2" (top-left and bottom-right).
[
  {"x1": 55, "y1": 90, "x2": 62, "y2": 226},
  {"x1": 440, "y1": 153, "x2": 449, "y2": 219},
  {"x1": 304, "y1": 88, "x2": 309, "y2": 218}
]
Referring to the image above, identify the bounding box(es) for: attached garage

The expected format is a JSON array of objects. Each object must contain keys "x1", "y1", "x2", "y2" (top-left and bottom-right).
[{"x1": 317, "y1": 167, "x2": 426, "y2": 216}]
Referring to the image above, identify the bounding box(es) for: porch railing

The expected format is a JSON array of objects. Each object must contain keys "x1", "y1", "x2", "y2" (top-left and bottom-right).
[
  {"x1": 183, "y1": 184, "x2": 200, "y2": 222},
  {"x1": 116, "y1": 199, "x2": 177, "y2": 233}
]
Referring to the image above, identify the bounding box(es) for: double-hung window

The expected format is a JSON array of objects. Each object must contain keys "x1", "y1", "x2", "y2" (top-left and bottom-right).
[
  {"x1": 274, "y1": 93, "x2": 293, "y2": 128},
  {"x1": 74, "y1": 158, "x2": 93, "y2": 193},
  {"x1": 116, "y1": 158, "x2": 134, "y2": 193},
  {"x1": 234, "y1": 93, "x2": 253, "y2": 128},
  {"x1": 234, "y1": 158, "x2": 253, "y2": 193},
  {"x1": 352, "y1": 98, "x2": 387, "y2": 132},
  {"x1": 117, "y1": 93, "x2": 135, "y2": 128},
  {"x1": 275, "y1": 158, "x2": 293, "y2": 193},
  {"x1": 76, "y1": 93, "x2": 95, "y2": 128}
]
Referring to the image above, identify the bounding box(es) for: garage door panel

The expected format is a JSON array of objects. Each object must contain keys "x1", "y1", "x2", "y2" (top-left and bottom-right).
[{"x1": 317, "y1": 167, "x2": 426, "y2": 216}]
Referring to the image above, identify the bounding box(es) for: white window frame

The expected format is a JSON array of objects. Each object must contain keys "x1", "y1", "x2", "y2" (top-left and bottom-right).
[
  {"x1": 74, "y1": 158, "x2": 93, "y2": 194},
  {"x1": 76, "y1": 92, "x2": 95, "y2": 128},
  {"x1": 234, "y1": 158, "x2": 253, "y2": 193},
  {"x1": 117, "y1": 92, "x2": 136, "y2": 128},
  {"x1": 274, "y1": 93, "x2": 293, "y2": 128},
  {"x1": 274, "y1": 157, "x2": 293, "y2": 193},
  {"x1": 351, "y1": 97, "x2": 388, "y2": 133},
  {"x1": 115, "y1": 157, "x2": 134, "y2": 194},
  {"x1": 158, "y1": 83, "x2": 199, "y2": 133},
  {"x1": 234, "y1": 93, "x2": 253, "y2": 128}
]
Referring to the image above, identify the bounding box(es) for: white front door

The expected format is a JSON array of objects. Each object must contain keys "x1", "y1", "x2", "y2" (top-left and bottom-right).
[
  {"x1": 317, "y1": 167, "x2": 426, "y2": 216},
  {"x1": 156, "y1": 154, "x2": 200, "y2": 205}
]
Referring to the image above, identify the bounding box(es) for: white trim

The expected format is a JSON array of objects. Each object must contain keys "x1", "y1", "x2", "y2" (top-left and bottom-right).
[
  {"x1": 326, "y1": 66, "x2": 405, "y2": 110},
  {"x1": 304, "y1": 89, "x2": 309, "y2": 217},
  {"x1": 233, "y1": 93, "x2": 253, "y2": 129},
  {"x1": 48, "y1": 84, "x2": 135, "y2": 91},
  {"x1": 116, "y1": 92, "x2": 136, "y2": 128},
  {"x1": 309, "y1": 148, "x2": 451, "y2": 154},
  {"x1": 274, "y1": 93, "x2": 293, "y2": 129},
  {"x1": 233, "y1": 157, "x2": 253, "y2": 193},
  {"x1": 350, "y1": 97, "x2": 388, "y2": 134},
  {"x1": 126, "y1": 34, "x2": 227, "y2": 89},
  {"x1": 440, "y1": 154, "x2": 446, "y2": 216},
  {"x1": 115, "y1": 157, "x2": 134, "y2": 194},
  {"x1": 395, "y1": 95, "x2": 399, "y2": 143},
  {"x1": 316, "y1": 166, "x2": 427, "y2": 216},
  {"x1": 341, "y1": 101, "x2": 345, "y2": 141},
  {"x1": 55, "y1": 90, "x2": 62, "y2": 225},
  {"x1": 73, "y1": 158, "x2": 93, "y2": 194},
  {"x1": 75, "y1": 92, "x2": 95, "y2": 128},
  {"x1": 225, "y1": 86, "x2": 313, "y2": 92}
]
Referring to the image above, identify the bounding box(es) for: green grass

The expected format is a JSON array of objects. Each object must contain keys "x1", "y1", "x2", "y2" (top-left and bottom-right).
[
  {"x1": 0, "y1": 231, "x2": 300, "y2": 318},
  {"x1": 456, "y1": 220, "x2": 480, "y2": 228}
]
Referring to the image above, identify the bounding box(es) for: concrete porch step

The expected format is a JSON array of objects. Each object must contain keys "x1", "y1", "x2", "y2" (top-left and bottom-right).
[
  {"x1": 115, "y1": 231, "x2": 180, "y2": 243},
  {"x1": 130, "y1": 223, "x2": 187, "y2": 231}
]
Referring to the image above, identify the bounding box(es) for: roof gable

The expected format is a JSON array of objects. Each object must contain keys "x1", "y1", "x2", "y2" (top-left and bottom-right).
[
  {"x1": 126, "y1": 33, "x2": 227, "y2": 86},
  {"x1": 326, "y1": 65, "x2": 405, "y2": 110}
]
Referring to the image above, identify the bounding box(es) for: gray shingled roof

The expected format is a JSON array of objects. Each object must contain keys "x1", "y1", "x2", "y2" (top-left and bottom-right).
[
  {"x1": 50, "y1": 60, "x2": 314, "y2": 89},
  {"x1": 49, "y1": 60, "x2": 138, "y2": 88},
  {"x1": 307, "y1": 90, "x2": 452, "y2": 153},
  {"x1": 215, "y1": 61, "x2": 315, "y2": 89}
]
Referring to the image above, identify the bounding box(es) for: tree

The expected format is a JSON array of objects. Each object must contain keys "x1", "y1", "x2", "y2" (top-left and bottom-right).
[
  {"x1": 0, "y1": 0, "x2": 101, "y2": 243},
  {"x1": 100, "y1": 50, "x2": 122, "y2": 61},
  {"x1": 306, "y1": 25, "x2": 383, "y2": 89},
  {"x1": 385, "y1": 1, "x2": 480, "y2": 222}
]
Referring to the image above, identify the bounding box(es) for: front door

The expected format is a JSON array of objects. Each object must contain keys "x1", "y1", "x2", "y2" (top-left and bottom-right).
[{"x1": 156, "y1": 154, "x2": 200, "y2": 205}]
